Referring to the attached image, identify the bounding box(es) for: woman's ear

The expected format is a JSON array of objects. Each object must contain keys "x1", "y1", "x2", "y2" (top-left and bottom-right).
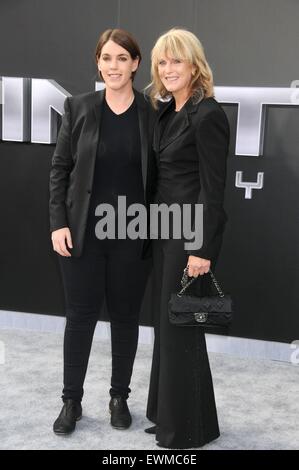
[{"x1": 132, "y1": 57, "x2": 140, "y2": 72}]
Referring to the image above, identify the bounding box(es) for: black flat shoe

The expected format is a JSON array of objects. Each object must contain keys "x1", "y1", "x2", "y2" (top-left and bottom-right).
[
  {"x1": 144, "y1": 425, "x2": 157, "y2": 434},
  {"x1": 53, "y1": 399, "x2": 82, "y2": 435},
  {"x1": 109, "y1": 396, "x2": 132, "y2": 430}
]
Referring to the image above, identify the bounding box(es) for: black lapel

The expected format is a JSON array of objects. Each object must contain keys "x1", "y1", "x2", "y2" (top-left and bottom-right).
[
  {"x1": 134, "y1": 89, "x2": 148, "y2": 192},
  {"x1": 153, "y1": 98, "x2": 174, "y2": 152},
  {"x1": 83, "y1": 89, "x2": 105, "y2": 173},
  {"x1": 92, "y1": 88, "x2": 105, "y2": 130},
  {"x1": 154, "y1": 96, "x2": 202, "y2": 152},
  {"x1": 159, "y1": 110, "x2": 189, "y2": 152}
]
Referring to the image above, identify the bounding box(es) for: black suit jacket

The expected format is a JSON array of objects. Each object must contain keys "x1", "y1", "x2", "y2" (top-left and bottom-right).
[
  {"x1": 154, "y1": 96, "x2": 230, "y2": 262},
  {"x1": 49, "y1": 88, "x2": 156, "y2": 258}
]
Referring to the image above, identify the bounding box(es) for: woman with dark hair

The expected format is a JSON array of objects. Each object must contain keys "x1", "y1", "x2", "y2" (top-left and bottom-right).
[
  {"x1": 49, "y1": 29, "x2": 156, "y2": 435},
  {"x1": 145, "y1": 28, "x2": 230, "y2": 449}
]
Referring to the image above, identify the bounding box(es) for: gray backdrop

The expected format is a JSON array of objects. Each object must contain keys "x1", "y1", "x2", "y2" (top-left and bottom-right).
[{"x1": 0, "y1": 0, "x2": 298, "y2": 343}]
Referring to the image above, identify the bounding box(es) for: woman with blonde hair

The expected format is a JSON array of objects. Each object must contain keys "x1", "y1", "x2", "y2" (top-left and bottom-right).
[{"x1": 145, "y1": 28, "x2": 230, "y2": 448}]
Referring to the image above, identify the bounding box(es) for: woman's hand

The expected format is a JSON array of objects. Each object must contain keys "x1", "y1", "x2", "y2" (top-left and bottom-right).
[
  {"x1": 187, "y1": 255, "x2": 210, "y2": 277},
  {"x1": 51, "y1": 227, "x2": 73, "y2": 257}
]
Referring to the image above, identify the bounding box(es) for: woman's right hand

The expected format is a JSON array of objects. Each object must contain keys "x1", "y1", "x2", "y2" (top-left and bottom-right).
[{"x1": 51, "y1": 227, "x2": 73, "y2": 257}]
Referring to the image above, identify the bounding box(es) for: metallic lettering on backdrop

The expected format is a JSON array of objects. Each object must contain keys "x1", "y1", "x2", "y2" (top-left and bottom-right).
[
  {"x1": 1, "y1": 77, "x2": 72, "y2": 143},
  {"x1": 1, "y1": 78, "x2": 299, "y2": 199},
  {"x1": 235, "y1": 171, "x2": 264, "y2": 199},
  {"x1": 1, "y1": 78, "x2": 298, "y2": 149},
  {"x1": 0, "y1": 77, "x2": 31, "y2": 141},
  {"x1": 216, "y1": 85, "x2": 299, "y2": 199},
  {"x1": 216, "y1": 86, "x2": 298, "y2": 156}
]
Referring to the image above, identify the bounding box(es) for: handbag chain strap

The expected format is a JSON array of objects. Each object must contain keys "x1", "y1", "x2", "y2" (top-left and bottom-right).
[{"x1": 178, "y1": 267, "x2": 225, "y2": 298}]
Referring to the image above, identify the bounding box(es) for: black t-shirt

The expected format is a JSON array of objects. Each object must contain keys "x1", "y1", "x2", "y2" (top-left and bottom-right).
[{"x1": 86, "y1": 98, "x2": 144, "y2": 248}]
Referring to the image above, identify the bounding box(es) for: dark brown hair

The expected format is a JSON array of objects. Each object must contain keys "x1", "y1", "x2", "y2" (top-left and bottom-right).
[{"x1": 95, "y1": 29, "x2": 142, "y2": 81}]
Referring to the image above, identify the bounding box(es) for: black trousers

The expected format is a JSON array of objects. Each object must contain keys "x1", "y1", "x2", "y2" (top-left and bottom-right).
[
  {"x1": 146, "y1": 239, "x2": 219, "y2": 449},
  {"x1": 58, "y1": 228, "x2": 150, "y2": 403}
]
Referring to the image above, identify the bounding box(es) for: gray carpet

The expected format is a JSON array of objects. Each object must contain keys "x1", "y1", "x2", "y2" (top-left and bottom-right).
[{"x1": 0, "y1": 327, "x2": 298, "y2": 450}]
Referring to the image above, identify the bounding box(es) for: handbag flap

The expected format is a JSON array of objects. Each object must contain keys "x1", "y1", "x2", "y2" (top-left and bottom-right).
[{"x1": 169, "y1": 293, "x2": 233, "y2": 313}]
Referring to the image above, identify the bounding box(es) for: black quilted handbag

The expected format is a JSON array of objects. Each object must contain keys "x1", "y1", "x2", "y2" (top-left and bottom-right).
[{"x1": 168, "y1": 268, "x2": 233, "y2": 327}]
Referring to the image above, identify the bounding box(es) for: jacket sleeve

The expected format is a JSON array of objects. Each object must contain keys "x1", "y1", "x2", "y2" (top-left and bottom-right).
[
  {"x1": 49, "y1": 96, "x2": 74, "y2": 232},
  {"x1": 186, "y1": 108, "x2": 230, "y2": 260}
]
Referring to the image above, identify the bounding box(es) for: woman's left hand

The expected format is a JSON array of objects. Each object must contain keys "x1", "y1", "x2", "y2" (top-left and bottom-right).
[{"x1": 187, "y1": 255, "x2": 211, "y2": 277}]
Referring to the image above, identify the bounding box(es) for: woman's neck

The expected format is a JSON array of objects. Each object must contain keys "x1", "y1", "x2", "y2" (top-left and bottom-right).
[
  {"x1": 105, "y1": 84, "x2": 135, "y2": 114},
  {"x1": 173, "y1": 89, "x2": 191, "y2": 112}
]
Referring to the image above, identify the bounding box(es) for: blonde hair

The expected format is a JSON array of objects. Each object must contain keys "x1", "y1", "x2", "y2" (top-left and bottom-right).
[{"x1": 148, "y1": 28, "x2": 214, "y2": 108}]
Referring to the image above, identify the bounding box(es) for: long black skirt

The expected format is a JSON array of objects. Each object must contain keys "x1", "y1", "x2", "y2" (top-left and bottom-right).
[{"x1": 146, "y1": 239, "x2": 220, "y2": 449}]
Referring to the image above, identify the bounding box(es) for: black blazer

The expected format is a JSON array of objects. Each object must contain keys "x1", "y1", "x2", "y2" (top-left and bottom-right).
[
  {"x1": 49, "y1": 88, "x2": 156, "y2": 258},
  {"x1": 154, "y1": 96, "x2": 230, "y2": 262}
]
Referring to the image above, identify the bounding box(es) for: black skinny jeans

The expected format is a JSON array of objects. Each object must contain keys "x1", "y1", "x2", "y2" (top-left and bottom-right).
[{"x1": 58, "y1": 228, "x2": 150, "y2": 403}]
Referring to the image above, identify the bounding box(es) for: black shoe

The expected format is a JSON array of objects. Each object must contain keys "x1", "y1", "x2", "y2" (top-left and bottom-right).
[
  {"x1": 53, "y1": 399, "x2": 82, "y2": 435},
  {"x1": 144, "y1": 425, "x2": 157, "y2": 434},
  {"x1": 109, "y1": 396, "x2": 132, "y2": 430}
]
